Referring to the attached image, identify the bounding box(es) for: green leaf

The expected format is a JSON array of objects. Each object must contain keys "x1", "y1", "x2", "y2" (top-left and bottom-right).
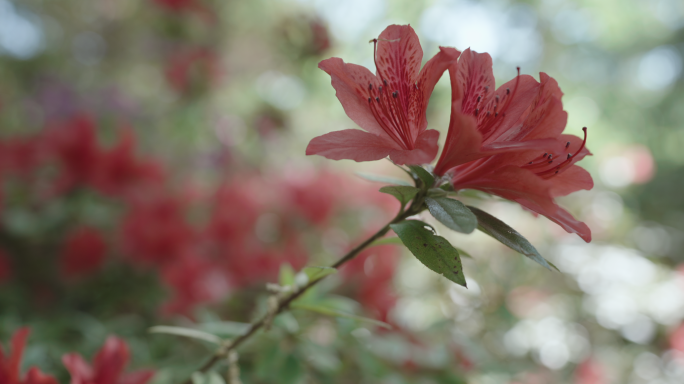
[
  {"x1": 408, "y1": 165, "x2": 435, "y2": 188},
  {"x1": 355, "y1": 172, "x2": 413, "y2": 186},
  {"x1": 149, "y1": 326, "x2": 222, "y2": 345},
  {"x1": 302, "y1": 266, "x2": 337, "y2": 281},
  {"x1": 368, "y1": 236, "x2": 404, "y2": 248},
  {"x1": 279, "y1": 263, "x2": 296, "y2": 287},
  {"x1": 198, "y1": 321, "x2": 251, "y2": 337},
  {"x1": 425, "y1": 197, "x2": 477, "y2": 234},
  {"x1": 427, "y1": 188, "x2": 448, "y2": 198},
  {"x1": 467, "y1": 206, "x2": 552, "y2": 270},
  {"x1": 456, "y1": 248, "x2": 473, "y2": 258},
  {"x1": 192, "y1": 372, "x2": 225, "y2": 384},
  {"x1": 389, "y1": 220, "x2": 467, "y2": 287},
  {"x1": 379, "y1": 185, "x2": 420, "y2": 208},
  {"x1": 291, "y1": 303, "x2": 392, "y2": 329}
]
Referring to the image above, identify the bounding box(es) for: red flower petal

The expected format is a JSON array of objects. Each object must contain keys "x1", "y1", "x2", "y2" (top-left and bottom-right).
[
  {"x1": 375, "y1": 25, "x2": 423, "y2": 92},
  {"x1": 62, "y1": 353, "x2": 94, "y2": 383},
  {"x1": 412, "y1": 46, "x2": 461, "y2": 133},
  {"x1": 306, "y1": 129, "x2": 398, "y2": 162},
  {"x1": 118, "y1": 370, "x2": 156, "y2": 384},
  {"x1": 24, "y1": 368, "x2": 59, "y2": 384},
  {"x1": 93, "y1": 336, "x2": 129, "y2": 384},
  {"x1": 388, "y1": 129, "x2": 440, "y2": 165},
  {"x1": 318, "y1": 58, "x2": 388, "y2": 137}
]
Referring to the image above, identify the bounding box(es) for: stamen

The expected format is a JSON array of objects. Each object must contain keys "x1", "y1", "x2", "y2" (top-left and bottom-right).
[
  {"x1": 506, "y1": 88, "x2": 510, "y2": 95},
  {"x1": 565, "y1": 141, "x2": 570, "y2": 148},
  {"x1": 392, "y1": 91, "x2": 398, "y2": 98},
  {"x1": 475, "y1": 108, "x2": 479, "y2": 116},
  {"x1": 369, "y1": 83, "x2": 373, "y2": 90},
  {"x1": 477, "y1": 96, "x2": 481, "y2": 103}
]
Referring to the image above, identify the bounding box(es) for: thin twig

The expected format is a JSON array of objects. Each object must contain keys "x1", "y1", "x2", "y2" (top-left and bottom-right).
[{"x1": 179, "y1": 197, "x2": 424, "y2": 384}]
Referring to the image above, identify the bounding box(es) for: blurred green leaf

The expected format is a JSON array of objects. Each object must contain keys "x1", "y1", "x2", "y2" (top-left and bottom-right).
[
  {"x1": 355, "y1": 172, "x2": 413, "y2": 186},
  {"x1": 468, "y1": 206, "x2": 552, "y2": 270},
  {"x1": 191, "y1": 371, "x2": 225, "y2": 384},
  {"x1": 303, "y1": 266, "x2": 337, "y2": 281},
  {"x1": 425, "y1": 197, "x2": 477, "y2": 234},
  {"x1": 408, "y1": 165, "x2": 435, "y2": 188},
  {"x1": 427, "y1": 187, "x2": 448, "y2": 197},
  {"x1": 368, "y1": 236, "x2": 404, "y2": 248},
  {"x1": 291, "y1": 303, "x2": 392, "y2": 329},
  {"x1": 279, "y1": 263, "x2": 296, "y2": 287},
  {"x1": 198, "y1": 321, "x2": 251, "y2": 337},
  {"x1": 390, "y1": 220, "x2": 467, "y2": 287},
  {"x1": 379, "y1": 185, "x2": 420, "y2": 208},
  {"x1": 149, "y1": 326, "x2": 222, "y2": 345}
]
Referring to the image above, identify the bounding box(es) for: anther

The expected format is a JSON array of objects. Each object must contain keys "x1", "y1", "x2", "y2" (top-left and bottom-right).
[
  {"x1": 368, "y1": 83, "x2": 373, "y2": 90},
  {"x1": 392, "y1": 91, "x2": 398, "y2": 98},
  {"x1": 543, "y1": 153, "x2": 548, "y2": 158},
  {"x1": 548, "y1": 154, "x2": 553, "y2": 160},
  {"x1": 528, "y1": 162, "x2": 533, "y2": 164},
  {"x1": 477, "y1": 96, "x2": 481, "y2": 102},
  {"x1": 548, "y1": 160, "x2": 553, "y2": 164},
  {"x1": 495, "y1": 95, "x2": 500, "y2": 102},
  {"x1": 567, "y1": 154, "x2": 572, "y2": 159},
  {"x1": 368, "y1": 97, "x2": 372, "y2": 103},
  {"x1": 506, "y1": 88, "x2": 510, "y2": 95},
  {"x1": 475, "y1": 108, "x2": 479, "y2": 116},
  {"x1": 383, "y1": 79, "x2": 388, "y2": 86},
  {"x1": 495, "y1": 112, "x2": 498, "y2": 117},
  {"x1": 566, "y1": 141, "x2": 570, "y2": 148},
  {"x1": 484, "y1": 86, "x2": 489, "y2": 92},
  {"x1": 378, "y1": 86, "x2": 383, "y2": 92},
  {"x1": 375, "y1": 97, "x2": 380, "y2": 102}
]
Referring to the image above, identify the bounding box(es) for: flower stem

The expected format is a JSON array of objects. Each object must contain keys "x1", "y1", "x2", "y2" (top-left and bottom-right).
[{"x1": 180, "y1": 199, "x2": 423, "y2": 383}]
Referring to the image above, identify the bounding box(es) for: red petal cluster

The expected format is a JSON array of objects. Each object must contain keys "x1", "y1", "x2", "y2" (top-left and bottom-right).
[
  {"x1": 433, "y1": 49, "x2": 592, "y2": 241},
  {"x1": 60, "y1": 227, "x2": 107, "y2": 278}
]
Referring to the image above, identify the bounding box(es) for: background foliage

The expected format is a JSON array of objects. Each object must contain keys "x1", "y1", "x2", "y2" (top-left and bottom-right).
[{"x1": 1, "y1": 0, "x2": 683, "y2": 383}]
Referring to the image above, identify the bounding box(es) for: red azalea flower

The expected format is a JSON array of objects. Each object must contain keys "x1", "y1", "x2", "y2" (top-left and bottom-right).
[
  {"x1": 60, "y1": 227, "x2": 107, "y2": 278},
  {"x1": 62, "y1": 336, "x2": 154, "y2": 384},
  {"x1": 573, "y1": 358, "x2": 605, "y2": 384},
  {"x1": 434, "y1": 50, "x2": 593, "y2": 241},
  {"x1": 306, "y1": 24, "x2": 460, "y2": 165},
  {"x1": 151, "y1": 0, "x2": 214, "y2": 22},
  {"x1": 0, "y1": 328, "x2": 58, "y2": 384}
]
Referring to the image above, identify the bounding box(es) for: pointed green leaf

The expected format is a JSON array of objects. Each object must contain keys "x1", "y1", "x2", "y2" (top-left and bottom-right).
[
  {"x1": 467, "y1": 206, "x2": 552, "y2": 270},
  {"x1": 379, "y1": 185, "x2": 420, "y2": 208},
  {"x1": 368, "y1": 236, "x2": 404, "y2": 248},
  {"x1": 456, "y1": 248, "x2": 473, "y2": 258},
  {"x1": 303, "y1": 266, "x2": 338, "y2": 281},
  {"x1": 408, "y1": 165, "x2": 435, "y2": 188},
  {"x1": 149, "y1": 326, "x2": 222, "y2": 345},
  {"x1": 425, "y1": 197, "x2": 477, "y2": 234},
  {"x1": 198, "y1": 321, "x2": 251, "y2": 337},
  {"x1": 389, "y1": 220, "x2": 467, "y2": 287},
  {"x1": 291, "y1": 303, "x2": 392, "y2": 329},
  {"x1": 355, "y1": 172, "x2": 413, "y2": 186},
  {"x1": 279, "y1": 263, "x2": 296, "y2": 287},
  {"x1": 427, "y1": 188, "x2": 448, "y2": 198}
]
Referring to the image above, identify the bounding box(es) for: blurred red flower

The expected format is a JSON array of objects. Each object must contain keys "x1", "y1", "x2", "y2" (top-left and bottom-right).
[
  {"x1": 89, "y1": 129, "x2": 164, "y2": 199},
  {"x1": 60, "y1": 227, "x2": 107, "y2": 278},
  {"x1": 45, "y1": 115, "x2": 101, "y2": 193},
  {"x1": 433, "y1": 50, "x2": 593, "y2": 241},
  {"x1": 0, "y1": 328, "x2": 58, "y2": 384},
  {"x1": 62, "y1": 335, "x2": 154, "y2": 384},
  {"x1": 573, "y1": 358, "x2": 606, "y2": 384},
  {"x1": 160, "y1": 253, "x2": 230, "y2": 315},
  {"x1": 0, "y1": 248, "x2": 11, "y2": 283},
  {"x1": 151, "y1": 0, "x2": 213, "y2": 21},
  {"x1": 165, "y1": 48, "x2": 221, "y2": 95},
  {"x1": 121, "y1": 196, "x2": 194, "y2": 267},
  {"x1": 307, "y1": 24, "x2": 460, "y2": 165},
  {"x1": 342, "y1": 243, "x2": 400, "y2": 321}
]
